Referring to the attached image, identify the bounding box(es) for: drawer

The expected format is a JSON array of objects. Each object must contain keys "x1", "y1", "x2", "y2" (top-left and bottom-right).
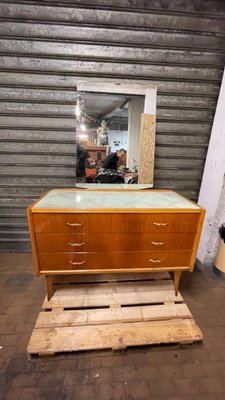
[
  {"x1": 38, "y1": 251, "x2": 192, "y2": 272},
  {"x1": 33, "y1": 213, "x2": 88, "y2": 233},
  {"x1": 33, "y1": 212, "x2": 200, "y2": 234},
  {"x1": 36, "y1": 232, "x2": 196, "y2": 253},
  {"x1": 123, "y1": 213, "x2": 200, "y2": 233}
]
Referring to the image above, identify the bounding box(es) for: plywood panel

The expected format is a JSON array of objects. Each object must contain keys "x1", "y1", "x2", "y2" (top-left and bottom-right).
[{"x1": 138, "y1": 114, "x2": 156, "y2": 184}]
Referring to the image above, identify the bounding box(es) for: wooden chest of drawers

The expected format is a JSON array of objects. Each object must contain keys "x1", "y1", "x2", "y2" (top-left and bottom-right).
[{"x1": 27, "y1": 189, "x2": 205, "y2": 299}]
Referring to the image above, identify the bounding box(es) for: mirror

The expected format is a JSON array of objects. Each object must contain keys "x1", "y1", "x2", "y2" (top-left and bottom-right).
[{"x1": 75, "y1": 81, "x2": 157, "y2": 188}]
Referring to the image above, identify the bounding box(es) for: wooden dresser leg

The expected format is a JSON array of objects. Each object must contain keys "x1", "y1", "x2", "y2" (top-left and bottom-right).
[
  {"x1": 46, "y1": 275, "x2": 53, "y2": 301},
  {"x1": 174, "y1": 271, "x2": 182, "y2": 296}
]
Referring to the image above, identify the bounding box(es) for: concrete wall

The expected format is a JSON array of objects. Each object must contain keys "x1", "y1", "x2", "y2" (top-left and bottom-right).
[{"x1": 198, "y1": 70, "x2": 225, "y2": 267}]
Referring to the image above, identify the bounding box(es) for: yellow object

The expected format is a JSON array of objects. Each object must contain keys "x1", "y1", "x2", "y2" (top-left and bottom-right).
[{"x1": 215, "y1": 239, "x2": 225, "y2": 273}]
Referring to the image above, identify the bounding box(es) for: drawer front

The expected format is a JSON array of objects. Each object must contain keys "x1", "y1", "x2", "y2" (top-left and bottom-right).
[
  {"x1": 33, "y1": 212, "x2": 200, "y2": 234},
  {"x1": 33, "y1": 213, "x2": 88, "y2": 233},
  {"x1": 36, "y1": 232, "x2": 195, "y2": 253},
  {"x1": 38, "y1": 251, "x2": 192, "y2": 271}
]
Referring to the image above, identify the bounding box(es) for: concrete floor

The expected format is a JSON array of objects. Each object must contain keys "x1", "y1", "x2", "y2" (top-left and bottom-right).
[{"x1": 1, "y1": 253, "x2": 225, "y2": 400}]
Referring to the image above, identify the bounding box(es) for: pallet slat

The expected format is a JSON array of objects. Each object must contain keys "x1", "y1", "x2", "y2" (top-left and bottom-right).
[
  {"x1": 42, "y1": 289, "x2": 183, "y2": 309},
  {"x1": 53, "y1": 271, "x2": 171, "y2": 284},
  {"x1": 35, "y1": 303, "x2": 192, "y2": 328},
  {"x1": 28, "y1": 319, "x2": 202, "y2": 354},
  {"x1": 43, "y1": 279, "x2": 174, "y2": 301},
  {"x1": 52, "y1": 279, "x2": 174, "y2": 295}
]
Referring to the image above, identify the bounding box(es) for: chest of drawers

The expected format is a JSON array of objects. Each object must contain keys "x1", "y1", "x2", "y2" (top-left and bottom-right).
[{"x1": 27, "y1": 189, "x2": 205, "y2": 299}]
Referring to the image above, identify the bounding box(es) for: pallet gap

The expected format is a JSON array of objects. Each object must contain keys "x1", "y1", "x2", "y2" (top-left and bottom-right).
[
  {"x1": 116, "y1": 278, "x2": 171, "y2": 283},
  {"x1": 54, "y1": 280, "x2": 109, "y2": 286},
  {"x1": 63, "y1": 305, "x2": 110, "y2": 311},
  {"x1": 121, "y1": 302, "x2": 165, "y2": 308}
]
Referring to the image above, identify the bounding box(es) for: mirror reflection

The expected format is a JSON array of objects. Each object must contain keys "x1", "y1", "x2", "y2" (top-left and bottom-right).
[{"x1": 76, "y1": 91, "x2": 145, "y2": 185}]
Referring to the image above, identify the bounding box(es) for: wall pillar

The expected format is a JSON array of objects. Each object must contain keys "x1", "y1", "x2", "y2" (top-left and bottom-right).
[{"x1": 197, "y1": 69, "x2": 225, "y2": 267}]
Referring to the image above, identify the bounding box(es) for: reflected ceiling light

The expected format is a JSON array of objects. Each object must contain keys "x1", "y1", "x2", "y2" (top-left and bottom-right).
[
  {"x1": 75, "y1": 104, "x2": 81, "y2": 117},
  {"x1": 78, "y1": 134, "x2": 88, "y2": 140}
]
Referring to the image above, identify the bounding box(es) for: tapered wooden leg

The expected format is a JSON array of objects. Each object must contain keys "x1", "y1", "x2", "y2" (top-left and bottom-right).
[
  {"x1": 174, "y1": 270, "x2": 182, "y2": 296},
  {"x1": 46, "y1": 275, "x2": 53, "y2": 301}
]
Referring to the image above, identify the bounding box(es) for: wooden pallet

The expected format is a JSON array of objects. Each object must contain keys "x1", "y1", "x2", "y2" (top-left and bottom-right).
[{"x1": 27, "y1": 272, "x2": 203, "y2": 355}]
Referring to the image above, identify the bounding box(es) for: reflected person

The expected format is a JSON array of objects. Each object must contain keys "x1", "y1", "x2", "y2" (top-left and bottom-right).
[
  {"x1": 102, "y1": 149, "x2": 126, "y2": 170},
  {"x1": 76, "y1": 141, "x2": 95, "y2": 183}
]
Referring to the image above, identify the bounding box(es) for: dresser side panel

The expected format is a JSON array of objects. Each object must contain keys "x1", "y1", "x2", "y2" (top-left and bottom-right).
[
  {"x1": 189, "y1": 208, "x2": 206, "y2": 271},
  {"x1": 27, "y1": 206, "x2": 40, "y2": 276}
]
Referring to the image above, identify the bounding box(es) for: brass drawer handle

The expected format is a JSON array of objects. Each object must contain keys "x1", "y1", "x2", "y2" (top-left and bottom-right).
[
  {"x1": 67, "y1": 222, "x2": 83, "y2": 227},
  {"x1": 151, "y1": 241, "x2": 166, "y2": 246},
  {"x1": 149, "y1": 257, "x2": 166, "y2": 263},
  {"x1": 153, "y1": 222, "x2": 169, "y2": 226},
  {"x1": 68, "y1": 242, "x2": 85, "y2": 247},
  {"x1": 69, "y1": 260, "x2": 86, "y2": 265}
]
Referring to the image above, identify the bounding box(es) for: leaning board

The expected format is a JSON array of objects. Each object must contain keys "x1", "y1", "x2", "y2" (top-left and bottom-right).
[{"x1": 27, "y1": 272, "x2": 203, "y2": 355}]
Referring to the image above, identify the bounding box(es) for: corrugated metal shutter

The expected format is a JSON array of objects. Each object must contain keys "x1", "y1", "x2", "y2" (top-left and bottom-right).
[{"x1": 0, "y1": 0, "x2": 225, "y2": 251}]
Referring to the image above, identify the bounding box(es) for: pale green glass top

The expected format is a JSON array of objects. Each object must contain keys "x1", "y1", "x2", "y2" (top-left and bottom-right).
[
  {"x1": 33, "y1": 189, "x2": 199, "y2": 210},
  {"x1": 76, "y1": 184, "x2": 153, "y2": 190}
]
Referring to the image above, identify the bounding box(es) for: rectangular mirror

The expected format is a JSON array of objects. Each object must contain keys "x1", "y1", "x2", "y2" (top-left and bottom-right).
[{"x1": 75, "y1": 81, "x2": 157, "y2": 188}]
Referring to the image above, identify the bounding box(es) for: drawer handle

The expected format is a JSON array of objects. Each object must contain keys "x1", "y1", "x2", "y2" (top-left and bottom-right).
[
  {"x1": 69, "y1": 260, "x2": 86, "y2": 265},
  {"x1": 151, "y1": 241, "x2": 166, "y2": 246},
  {"x1": 149, "y1": 257, "x2": 166, "y2": 263},
  {"x1": 153, "y1": 222, "x2": 169, "y2": 226},
  {"x1": 67, "y1": 222, "x2": 83, "y2": 227},
  {"x1": 68, "y1": 242, "x2": 85, "y2": 247}
]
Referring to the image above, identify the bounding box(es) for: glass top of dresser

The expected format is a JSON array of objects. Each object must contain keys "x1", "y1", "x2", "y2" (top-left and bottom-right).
[{"x1": 33, "y1": 189, "x2": 199, "y2": 210}]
